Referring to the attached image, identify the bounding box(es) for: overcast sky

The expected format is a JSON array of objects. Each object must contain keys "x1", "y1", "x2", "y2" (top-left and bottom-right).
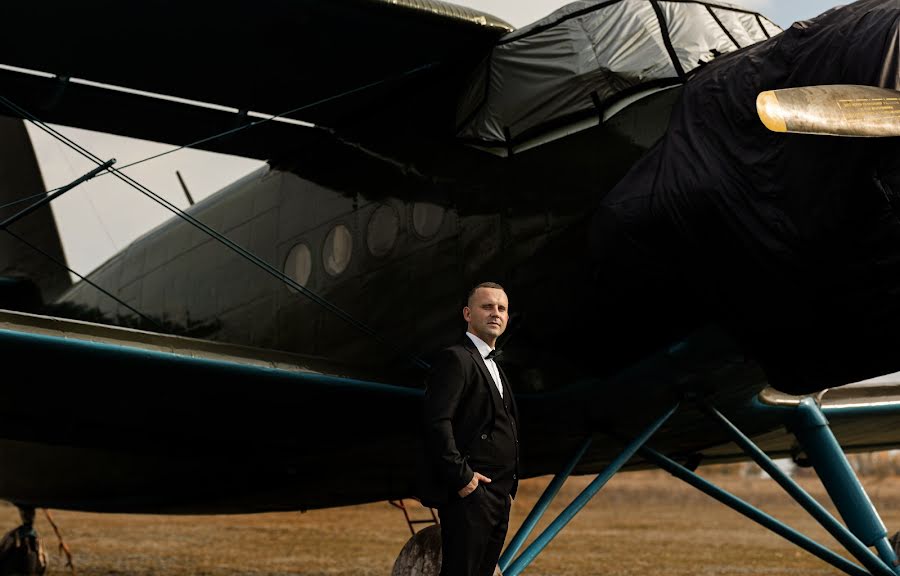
[
  {"x1": 453, "y1": 0, "x2": 839, "y2": 28},
  {"x1": 26, "y1": 0, "x2": 842, "y2": 278}
]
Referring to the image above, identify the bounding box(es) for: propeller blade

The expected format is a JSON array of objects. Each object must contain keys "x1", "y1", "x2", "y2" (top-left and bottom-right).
[{"x1": 756, "y1": 85, "x2": 900, "y2": 137}]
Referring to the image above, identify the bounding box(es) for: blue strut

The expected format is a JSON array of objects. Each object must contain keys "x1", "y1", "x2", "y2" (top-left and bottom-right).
[
  {"x1": 791, "y1": 398, "x2": 900, "y2": 573},
  {"x1": 502, "y1": 403, "x2": 678, "y2": 576},
  {"x1": 498, "y1": 436, "x2": 593, "y2": 572},
  {"x1": 709, "y1": 405, "x2": 897, "y2": 576},
  {"x1": 640, "y1": 445, "x2": 868, "y2": 576}
]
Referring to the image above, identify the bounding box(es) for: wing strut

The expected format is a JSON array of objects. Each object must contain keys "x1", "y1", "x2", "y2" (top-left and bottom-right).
[
  {"x1": 640, "y1": 446, "x2": 869, "y2": 576},
  {"x1": 708, "y1": 402, "x2": 900, "y2": 575},
  {"x1": 471, "y1": 395, "x2": 900, "y2": 576},
  {"x1": 500, "y1": 404, "x2": 679, "y2": 576},
  {"x1": 498, "y1": 436, "x2": 593, "y2": 571}
]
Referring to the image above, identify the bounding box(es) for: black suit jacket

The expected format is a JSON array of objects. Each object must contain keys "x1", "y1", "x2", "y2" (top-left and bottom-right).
[{"x1": 419, "y1": 335, "x2": 519, "y2": 508}]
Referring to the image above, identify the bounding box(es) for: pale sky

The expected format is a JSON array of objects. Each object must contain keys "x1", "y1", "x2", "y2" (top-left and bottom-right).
[
  {"x1": 25, "y1": 0, "x2": 842, "y2": 278},
  {"x1": 452, "y1": 0, "x2": 839, "y2": 28}
]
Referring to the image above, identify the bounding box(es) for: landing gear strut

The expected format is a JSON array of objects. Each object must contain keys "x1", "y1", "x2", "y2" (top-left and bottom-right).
[{"x1": 397, "y1": 393, "x2": 900, "y2": 575}]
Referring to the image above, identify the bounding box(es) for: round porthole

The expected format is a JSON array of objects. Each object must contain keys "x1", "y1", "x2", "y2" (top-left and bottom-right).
[
  {"x1": 284, "y1": 243, "x2": 311, "y2": 291},
  {"x1": 367, "y1": 205, "x2": 399, "y2": 257},
  {"x1": 323, "y1": 224, "x2": 353, "y2": 276},
  {"x1": 412, "y1": 203, "x2": 445, "y2": 239}
]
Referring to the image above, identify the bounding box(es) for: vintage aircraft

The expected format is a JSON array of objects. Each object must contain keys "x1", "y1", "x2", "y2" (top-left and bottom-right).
[{"x1": 1, "y1": 0, "x2": 900, "y2": 574}]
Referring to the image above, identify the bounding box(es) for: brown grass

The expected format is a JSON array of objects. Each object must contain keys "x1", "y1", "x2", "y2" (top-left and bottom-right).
[{"x1": 7, "y1": 467, "x2": 900, "y2": 575}]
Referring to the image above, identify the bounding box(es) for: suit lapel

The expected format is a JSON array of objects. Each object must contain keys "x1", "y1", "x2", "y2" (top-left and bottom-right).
[
  {"x1": 462, "y1": 336, "x2": 502, "y2": 405},
  {"x1": 462, "y1": 335, "x2": 518, "y2": 427},
  {"x1": 469, "y1": 347, "x2": 495, "y2": 393}
]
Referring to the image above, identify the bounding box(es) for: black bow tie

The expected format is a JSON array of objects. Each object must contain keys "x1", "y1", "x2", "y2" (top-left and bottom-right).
[{"x1": 485, "y1": 349, "x2": 503, "y2": 361}]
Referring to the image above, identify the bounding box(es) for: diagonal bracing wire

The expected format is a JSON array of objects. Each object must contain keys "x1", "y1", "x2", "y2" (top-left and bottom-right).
[
  {"x1": 9, "y1": 62, "x2": 438, "y2": 205},
  {"x1": 0, "y1": 159, "x2": 165, "y2": 330},
  {"x1": 3, "y1": 226, "x2": 164, "y2": 331},
  {"x1": 92, "y1": 61, "x2": 438, "y2": 175},
  {"x1": 0, "y1": 94, "x2": 431, "y2": 371},
  {"x1": 0, "y1": 191, "x2": 53, "y2": 211}
]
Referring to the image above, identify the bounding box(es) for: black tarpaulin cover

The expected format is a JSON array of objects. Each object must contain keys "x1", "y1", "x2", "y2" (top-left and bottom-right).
[
  {"x1": 456, "y1": 0, "x2": 780, "y2": 148},
  {"x1": 592, "y1": 0, "x2": 900, "y2": 394}
]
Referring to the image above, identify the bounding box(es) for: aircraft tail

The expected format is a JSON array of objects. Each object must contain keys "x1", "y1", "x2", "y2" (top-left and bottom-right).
[{"x1": 0, "y1": 116, "x2": 71, "y2": 309}]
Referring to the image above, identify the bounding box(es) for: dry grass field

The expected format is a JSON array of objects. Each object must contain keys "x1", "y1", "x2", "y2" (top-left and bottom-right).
[{"x1": 6, "y1": 467, "x2": 900, "y2": 576}]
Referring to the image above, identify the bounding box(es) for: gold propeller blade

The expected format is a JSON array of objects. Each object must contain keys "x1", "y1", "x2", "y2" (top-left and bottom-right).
[{"x1": 756, "y1": 85, "x2": 900, "y2": 137}]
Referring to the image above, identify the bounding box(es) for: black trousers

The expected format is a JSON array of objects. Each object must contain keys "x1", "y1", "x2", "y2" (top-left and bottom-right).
[{"x1": 438, "y1": 484, "x2": 510, "y2": 576}]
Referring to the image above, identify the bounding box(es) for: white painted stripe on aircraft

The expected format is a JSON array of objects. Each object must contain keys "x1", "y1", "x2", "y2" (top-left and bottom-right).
[
  {"x1": 0, "y1": 63, "x2": 318, "y2": 129},
  {"x1": 246, "y1": 111, "x2": 316, "y2": 128},
  {"x1": 0, "y1": 63, "x2": 56, "y2": 78},
  {"x1": 69, "y1": 77, "x2": 241, "y2": 114}
]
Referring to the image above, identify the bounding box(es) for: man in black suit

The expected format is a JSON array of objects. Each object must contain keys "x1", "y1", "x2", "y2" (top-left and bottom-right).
[{"x1": 422, "y1": 282, "x2": 520, "y2": 576}]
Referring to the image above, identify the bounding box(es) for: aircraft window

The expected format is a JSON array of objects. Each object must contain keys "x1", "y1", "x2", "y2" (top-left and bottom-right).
[
  {"x1": 412, "y1": 203, "x2": 445, "y2": 239},
  {"x1": 284, "y1": 243, "x2": 312, "y2": 290},
  {"x1": 323, "y1": 224, "x2": 353, "y2": 276},
  {"x1": 367, "y1": 205, "x2": 399, "y2": 257}
]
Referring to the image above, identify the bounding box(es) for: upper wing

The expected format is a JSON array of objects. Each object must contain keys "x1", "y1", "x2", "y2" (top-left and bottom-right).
[{"x1": 0, "y1": 1, "x2": 511, "y2": 160}]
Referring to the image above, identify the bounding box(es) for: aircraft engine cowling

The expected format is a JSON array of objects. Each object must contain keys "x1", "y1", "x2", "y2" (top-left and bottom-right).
[{"x1": 591, "y1": 0, "x2": 900, "y2": 394}]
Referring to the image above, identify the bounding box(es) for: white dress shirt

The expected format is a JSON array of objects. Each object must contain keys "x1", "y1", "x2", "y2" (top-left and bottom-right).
[{"x1": 466, "y1": 332, "x2": 503, "y2": 398}]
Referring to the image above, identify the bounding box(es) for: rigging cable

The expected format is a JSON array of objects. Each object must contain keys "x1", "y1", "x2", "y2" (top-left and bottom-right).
[
  {"x1": 92, "y1": 62, "x2": 438, "y2": 176},
  {"x1": 4, "y1": 60, "x2": 436, "y2": 197},
  {"x1": 2, "y1": 217, "x2": 164, "y2": 332},
  {"x1": 0, "y1": 191, "x2": 53, "y2": 211},
  {"x1": 0, "y1": 158, "x2": 163, "y2": 330},
  {"x1": 0, "y1": 94, "x2": 431, "y2": 371}
]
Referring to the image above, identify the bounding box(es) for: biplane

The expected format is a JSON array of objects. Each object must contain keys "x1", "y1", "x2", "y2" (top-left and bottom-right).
[{"x1": 0, "y1": 0, "x2": 900, "y2": 574}]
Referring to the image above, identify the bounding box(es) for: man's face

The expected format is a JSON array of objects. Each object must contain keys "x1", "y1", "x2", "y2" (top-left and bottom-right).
[{"x1": 464, "y1": 287, "x2": 509, "y2": 345}]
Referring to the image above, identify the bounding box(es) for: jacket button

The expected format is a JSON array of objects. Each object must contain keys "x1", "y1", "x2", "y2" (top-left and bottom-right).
[
  {"x1": 481, "y1": 434, "x2": 487, "y2": 440},
  {"x1": 513, "y1": 474, "x2": 517, "y2": 480}
]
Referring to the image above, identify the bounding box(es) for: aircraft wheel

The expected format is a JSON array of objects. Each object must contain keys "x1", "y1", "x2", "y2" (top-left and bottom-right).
[
  {"x1": 392, "y1": 524, "x2": 441, "y2": 576},
  {"x1": 392, "y1": 524, "x2": 502, "y2": 576}
]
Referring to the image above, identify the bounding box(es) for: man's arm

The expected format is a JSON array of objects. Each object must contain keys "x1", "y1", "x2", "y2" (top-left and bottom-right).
[{"x1": 424, "y1": 349, "x2": 474, "y2": 493}]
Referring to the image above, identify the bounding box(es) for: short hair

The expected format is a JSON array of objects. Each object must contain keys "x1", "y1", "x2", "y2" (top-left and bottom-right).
[{"x1": 467, "y1": 282, "x2": 505, "y2": 305}]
